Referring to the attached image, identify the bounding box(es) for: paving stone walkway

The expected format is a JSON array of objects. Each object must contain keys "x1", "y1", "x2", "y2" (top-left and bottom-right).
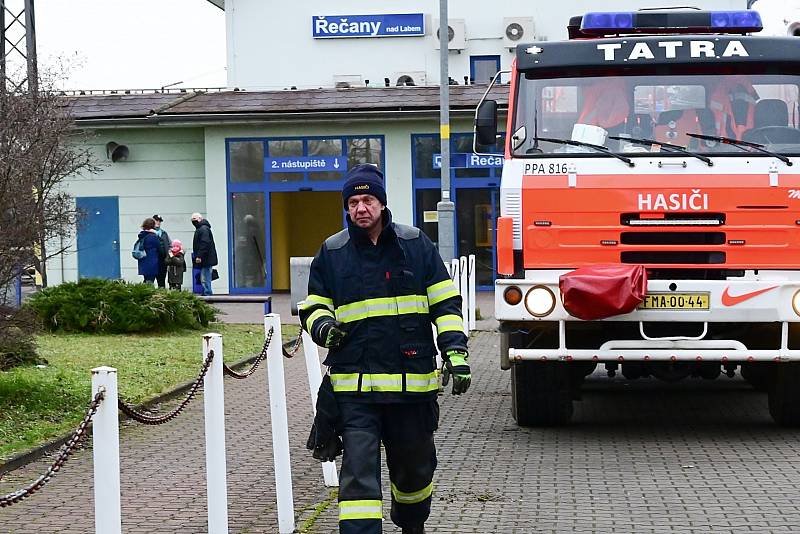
[{"x1": 3, "y1": 330, "x2": 800, "y2": 533}]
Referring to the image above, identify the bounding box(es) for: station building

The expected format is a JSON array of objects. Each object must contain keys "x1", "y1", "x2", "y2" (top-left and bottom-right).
[{"x1": 56, "y1": 0, "x2": 744, "y2": 293}]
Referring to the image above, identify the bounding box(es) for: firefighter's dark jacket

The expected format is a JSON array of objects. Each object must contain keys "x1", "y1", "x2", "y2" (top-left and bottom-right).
[{"x1": 299, "y1": 209, "x2": 467, "y2": 403}]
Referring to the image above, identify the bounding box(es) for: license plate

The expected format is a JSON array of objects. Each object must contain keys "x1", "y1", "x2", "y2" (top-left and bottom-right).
[{"x1": 639, "y1": 293, "x2": 710, "y2": 310}]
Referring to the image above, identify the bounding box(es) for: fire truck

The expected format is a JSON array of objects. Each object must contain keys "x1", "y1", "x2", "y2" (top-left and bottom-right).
[{"x1": 474, "y1": 8, "x2": 800, "y2": 426}]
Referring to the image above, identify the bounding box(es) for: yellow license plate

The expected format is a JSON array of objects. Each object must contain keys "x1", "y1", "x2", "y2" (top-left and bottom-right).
[{"x1": 639, "y1": 293, "x2": 710, "y2": 310}]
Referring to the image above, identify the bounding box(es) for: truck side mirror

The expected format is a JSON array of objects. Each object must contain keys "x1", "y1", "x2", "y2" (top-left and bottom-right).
[{"x1": 475, "y1": 100, "x2": 499, "y2": 147}]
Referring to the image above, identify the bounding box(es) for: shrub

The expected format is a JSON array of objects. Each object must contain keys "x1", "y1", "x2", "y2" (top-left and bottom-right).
[
  {"x1": 26, "y1": 278, "x2": 217, "y2": 333},
  {"x1": 0, "y1": 306, "x2": 39, "y2": 370}
]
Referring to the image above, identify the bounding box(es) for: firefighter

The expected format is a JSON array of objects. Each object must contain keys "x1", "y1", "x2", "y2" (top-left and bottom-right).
[{"x1": 299, "y1": 163, "x2": 470, "y2": 534}]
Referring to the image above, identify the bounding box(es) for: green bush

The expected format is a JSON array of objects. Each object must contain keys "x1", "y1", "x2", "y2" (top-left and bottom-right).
[
  {"x1": 0, "y1": 327, "x2": 38, "y2": 370},
  {"x1": 26, "y1": 278, "x2": 218, "y2": 333},
  {"x1": 0, "y1": 306, "x2": 39, "y2": 370}
]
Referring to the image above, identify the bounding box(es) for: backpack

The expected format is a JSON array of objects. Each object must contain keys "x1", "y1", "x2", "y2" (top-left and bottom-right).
[{"x1": 132, "y1": 237, "x2": 147, "y2": 260}]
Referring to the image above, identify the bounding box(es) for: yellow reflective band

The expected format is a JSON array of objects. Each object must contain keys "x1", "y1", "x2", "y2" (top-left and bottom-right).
[
  {"x1": 335, "y1": 295, "x2": 428, "y2": 324},
  {"x1": 299, "y1": 294, "x2": 334, "y2": 311},
  {"x1": 405, "y1": 372, "x2": 439, "y2": 393},
  {"x1": 427, "y1": 279, "x2": 459, "y2": 306},
  {"x1": 305, "y1": 308, "x2": 335, "y2": 331},
  {"x1": 339, "y1": 499, "x2": 383, "y2": 521},
  {"x1": 361, "y1": 373, "x2": 403, "y2": 392},
  {"x1": 391, "y1": 481, "x2": 433, "y2": 504},
  {"x1": 330, "y1": 373, "x2": 360, "y2": 392},
  {"x1": 435, "y1": 314, "x2": 465, "y2": 334}
]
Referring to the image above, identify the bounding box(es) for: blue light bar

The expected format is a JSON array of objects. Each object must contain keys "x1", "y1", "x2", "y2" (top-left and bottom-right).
[
  {"x1": 581, "y1": 12, "x2": 634, "y2": 31},
  {"x1": 710, "y1": 10, "x2": 762, "y2": 30},
  {"x1": 579, "y1": 9, "x2": 763, "y2": 36}
]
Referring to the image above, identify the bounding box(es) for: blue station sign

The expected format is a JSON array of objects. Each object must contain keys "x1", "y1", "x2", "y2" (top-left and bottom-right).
[
  {"x1": 265, "y1": 156, "x2": 348, "y2": 173},
  {"x1": 433, "y1": 153, "x2": 504, "y2": 170},
  {"x1": 312, "y1": 13, "x2": 425, "y2": 39}
]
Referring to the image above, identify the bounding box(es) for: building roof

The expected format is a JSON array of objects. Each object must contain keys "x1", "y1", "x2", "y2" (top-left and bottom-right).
[{"x1": 65, "y1": 84, "x2": 509, "y2": 125}]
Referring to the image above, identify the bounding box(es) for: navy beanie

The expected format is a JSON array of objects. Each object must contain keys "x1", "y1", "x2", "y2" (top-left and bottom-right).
[{"x1": 342, "y1": 164, "x2": 387, "y2": 208}]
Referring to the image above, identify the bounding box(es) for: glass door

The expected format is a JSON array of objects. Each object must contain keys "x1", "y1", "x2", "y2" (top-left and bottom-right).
[{"x1": 455, "y1": 188, "x2": 498, "y2": 288}]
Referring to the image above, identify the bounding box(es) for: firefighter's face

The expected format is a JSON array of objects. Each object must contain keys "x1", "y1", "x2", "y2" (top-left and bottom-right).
[{"x1": 347, "y1": 194, "x2": 384, "y2": 230}]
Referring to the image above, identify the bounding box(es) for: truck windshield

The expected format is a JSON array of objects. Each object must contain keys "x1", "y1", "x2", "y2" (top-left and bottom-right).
[{"x1": 512, "y1": 73, "x2": 800, "y2": 157}]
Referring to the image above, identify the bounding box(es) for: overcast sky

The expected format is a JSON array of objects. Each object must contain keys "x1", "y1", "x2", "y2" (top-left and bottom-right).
[{"x1": 29, "y1": 0, "x2": 226, "y2": 91}]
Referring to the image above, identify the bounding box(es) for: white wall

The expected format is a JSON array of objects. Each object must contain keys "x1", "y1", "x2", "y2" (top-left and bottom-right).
[
  {"x1": 226, "y1": 0, "x2": 747, "y2": 90},
  {"x1": 47, "y1": 128, "x2": 206, "y2": 286},
  {"x1": 751, "y1": 0, "x2": 800, "y2": 35}
]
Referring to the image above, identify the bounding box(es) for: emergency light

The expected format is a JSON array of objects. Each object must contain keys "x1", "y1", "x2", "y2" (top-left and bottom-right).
[{"x1": 580, "y1": 9, "x2": 763, "y2": 35}]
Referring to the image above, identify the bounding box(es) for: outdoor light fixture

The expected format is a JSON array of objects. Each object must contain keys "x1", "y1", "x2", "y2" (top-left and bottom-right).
[{"x1": 106, "y1": 142, "x2": 129, "y2": 162}]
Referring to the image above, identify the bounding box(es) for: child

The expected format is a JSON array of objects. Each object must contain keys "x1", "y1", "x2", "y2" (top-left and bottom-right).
[{"x1": 165, "y1": 239, "x2": 187, "y2": 290}]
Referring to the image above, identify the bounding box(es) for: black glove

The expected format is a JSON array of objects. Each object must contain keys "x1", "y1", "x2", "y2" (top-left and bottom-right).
[
  {"x1": 306, "y1": 375, "x2": 343, "y2": 462},
  {"x1": 311, "y1": 318, "x2": 347, "y2": 348},
  {"x1": 442, "y1": 350, "x2": 471, "y2": 395}
]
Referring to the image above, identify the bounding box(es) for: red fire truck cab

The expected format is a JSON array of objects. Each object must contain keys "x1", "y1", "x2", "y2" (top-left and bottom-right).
[{"x1": 475, "y1": 8, "x2": 800, "y2": 426}]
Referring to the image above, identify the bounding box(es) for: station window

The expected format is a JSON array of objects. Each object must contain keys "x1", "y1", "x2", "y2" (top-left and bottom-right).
[
  {"x1": 470, "y1": 55, "x2": 501, "y2": 85},
  {"x1": 226, "y1": 135, "x2": 386, "y2": 293},
  {"x1": 230, "y1": 192, "x2": 266, "y2": 288},
  {"x1": 229, "y1": 141, "x2": 264, "y2": 183}
]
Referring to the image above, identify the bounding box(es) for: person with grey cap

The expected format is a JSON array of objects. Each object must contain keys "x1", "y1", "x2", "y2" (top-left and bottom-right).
[
  {"x1": 191, "y1": 212, "x2": 218, "y2": 295},
  {"x1": 152, "y1": 214, "x2": 171, "y2": 289},
  {"x1": 299, "y1": 163, "x2": 471, "y2": 534}
]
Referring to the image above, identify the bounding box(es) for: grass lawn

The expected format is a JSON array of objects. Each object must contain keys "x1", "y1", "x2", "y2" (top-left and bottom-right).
[{"x1": 0, "y1": 323, "x2": 300, "y2": 461}]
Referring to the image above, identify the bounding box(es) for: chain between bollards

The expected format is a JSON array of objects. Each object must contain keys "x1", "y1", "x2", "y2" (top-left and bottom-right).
[
  {"x1": 118, "y1": 350, "x2": 214, "y2": 425},
  {"x1": 0, "y1": 388, "x2": 106, "y2": 507},
  {"x1": 223, "y1": 326, "x2": 274, "y2": 379}
]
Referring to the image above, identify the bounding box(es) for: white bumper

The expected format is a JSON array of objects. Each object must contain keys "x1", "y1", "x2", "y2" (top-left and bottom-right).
[{"x1": 497, "y1": 271, "x2": 800, "y2": 362}]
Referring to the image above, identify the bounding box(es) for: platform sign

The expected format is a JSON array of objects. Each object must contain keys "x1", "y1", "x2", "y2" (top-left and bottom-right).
[
  {"x1": 433, "y1": 153, "x2": 503, "y2": 169},
  {"x1": 265, "y1": 156, "x2": 348, "y2": 173},
  {"x1": 313, "y1": 13, "x2": 425, "y2": 39}
]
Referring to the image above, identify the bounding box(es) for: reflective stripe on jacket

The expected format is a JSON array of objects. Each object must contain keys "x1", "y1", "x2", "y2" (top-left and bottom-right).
[{"x1": 298, "y1": 209, "x2": 467, "y2": 402}]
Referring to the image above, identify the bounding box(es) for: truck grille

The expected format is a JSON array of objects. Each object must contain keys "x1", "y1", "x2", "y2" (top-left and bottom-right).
[
  {"x1": 620, "y1": 232, "x2": 725, "y2": 245},
  {"x1": 621, "y1": 251, "x2": 726, "y2": 264},
  {"x1": 621, "y1": 212, "x2": 726, "y2": 226}
]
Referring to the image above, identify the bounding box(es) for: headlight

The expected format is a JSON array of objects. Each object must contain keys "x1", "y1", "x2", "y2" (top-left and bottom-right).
[
  {"x1": 524, "y1": 285, "x2": 556, "y2": 317},
  {"x1": 793, "y1": 289, "x2": 800, "y2": 317}
]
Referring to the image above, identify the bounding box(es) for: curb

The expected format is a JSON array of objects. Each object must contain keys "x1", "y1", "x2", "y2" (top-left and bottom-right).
[{"x1": 0, "y1": 351, "x2": 262, "y2": 476}]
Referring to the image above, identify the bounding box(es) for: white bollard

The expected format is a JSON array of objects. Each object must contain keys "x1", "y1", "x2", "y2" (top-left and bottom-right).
[
  {"x1": 459, "y1": 256, "x2": 469, "y2": 336},
  {"x1": 265, "y1": 314, "x2": 296, "y2": 534},
  {"x1": 91, "y1": 366, "x2": 122, "y2": 534},
  {"x1": 468, "y1": 254, "x2": 477, "y2": 330},
  {"x1": 301, "y1": 329, "x2": 339, "y2": 487},
  {"x1": 202, "y1": 334, "x2": 229, "y2": 534}
]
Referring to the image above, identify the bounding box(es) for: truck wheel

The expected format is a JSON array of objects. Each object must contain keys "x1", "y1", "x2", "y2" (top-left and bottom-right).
[
  {"x1": 511, "y1": 361, "x2": 573, "y2": 426},
  {"x1": 768, "y1": 363, "x2": 800, "y2": 426},
  {"x1": 741, "y1": 362, "x2": 775, "y2": 392}
]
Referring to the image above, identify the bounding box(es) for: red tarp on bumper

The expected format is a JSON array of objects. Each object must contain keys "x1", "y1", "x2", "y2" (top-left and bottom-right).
[{"x1": 559, "y1": 264, "x2": 647, "y2": 320}]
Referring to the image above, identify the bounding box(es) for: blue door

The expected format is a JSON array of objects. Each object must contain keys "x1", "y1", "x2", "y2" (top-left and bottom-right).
[{"x1": 76, "y1": 197, "x2": 121, "y2": 279}]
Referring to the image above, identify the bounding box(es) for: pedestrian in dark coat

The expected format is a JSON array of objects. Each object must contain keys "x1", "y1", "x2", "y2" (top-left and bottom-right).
[
  {"x1": 152, "y1": 214, "x2": 171, "y2": 288},
  {"x1": 136, "y1": 218, "x2": 165, "y2": 284},
  {"x1": 191, "y1": 212, "x2": 218, "y2": 295}
]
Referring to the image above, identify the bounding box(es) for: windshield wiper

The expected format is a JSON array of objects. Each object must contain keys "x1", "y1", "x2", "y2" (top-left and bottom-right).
[
  {"x1": 532, "y1": 137, "x2": 634, "y2": 167},
  {"x1": 686, "y1": 133, "x2": 792, "y2": 166},
  {"x1": 608, "y1": 135, "x2": 712, "y2": 167}
]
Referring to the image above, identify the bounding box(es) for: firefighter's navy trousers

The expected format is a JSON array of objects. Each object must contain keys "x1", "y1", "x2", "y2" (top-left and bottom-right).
[{"x1": 337, "y1": 400, "x2": 438, "y2": 533}]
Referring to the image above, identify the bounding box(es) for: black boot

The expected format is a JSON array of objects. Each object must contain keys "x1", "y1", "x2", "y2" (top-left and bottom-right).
[{"x1": 402, "y1": 526, "x2": 425, "y2": 534}]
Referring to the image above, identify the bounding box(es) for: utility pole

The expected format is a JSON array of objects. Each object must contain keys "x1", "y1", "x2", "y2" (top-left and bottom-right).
[
  {"x1": 0, "y1": 0, "x2": 38, "y2": 93},
  {"x1": 437, "y1": 0, "x2": 455, "y2": 263}
]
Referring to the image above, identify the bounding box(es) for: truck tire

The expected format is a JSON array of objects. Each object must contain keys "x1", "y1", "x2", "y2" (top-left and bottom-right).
[
  {"x1": 741, "y1": 362, "x2": 775, "y2": 392},
  {"x1": 768, "y1": 363, "x2": 800, "y2": 426},
  {"x1": 511, "y1": 361, "x2": 573, "y2": 426}
]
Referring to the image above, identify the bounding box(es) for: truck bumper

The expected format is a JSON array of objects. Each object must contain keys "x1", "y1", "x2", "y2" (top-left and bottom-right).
[{"x1": 498, "y1": 271, "x2": 800, "y2": 362}]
